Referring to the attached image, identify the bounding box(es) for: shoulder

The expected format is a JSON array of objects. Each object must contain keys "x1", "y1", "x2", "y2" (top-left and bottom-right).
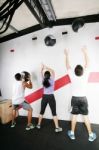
[
  {"x1": 84, "y1": 67, "x2": 90, "y2": 76},
  {"x1": 50, "y1": 76, "x2": 55, "y2": 81},
  {"x1": 67, "y1": 68, "x2": 73, "y2": 74},
  {"x1": 50, "y1": 77, "x2": 55, "y2": 84}
]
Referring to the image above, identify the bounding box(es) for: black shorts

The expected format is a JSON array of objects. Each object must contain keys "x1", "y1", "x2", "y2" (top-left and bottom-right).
[
  {"x1": 71, "y1": 96, "x2": 88, "y2": 115},
  {"x1": 40, "y1": 94, "x2": 57, "y2": 116}
]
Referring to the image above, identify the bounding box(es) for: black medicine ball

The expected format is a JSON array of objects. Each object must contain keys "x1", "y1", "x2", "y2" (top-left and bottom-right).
[
  {"x1": 44, "y1": 35, "x2": 56, "y2": 46},
  {"x1": 72, "y1": 18, "x2": 84, "y2": 32},
  {"x1": 21, "y1": 71, "x2": 30, "y2": 82}
]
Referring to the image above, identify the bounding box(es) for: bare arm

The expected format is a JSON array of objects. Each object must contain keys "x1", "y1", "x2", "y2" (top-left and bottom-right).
[
  {"x1": 41, "y1": 63, "x2": 55, "y2": 78},
  {"x1": 64, "y1": 49, "x2": 71, "y2": 70},
  {"x1": 82, "y1": 46, "x2": 89, "y2": 68},
  {"x1": 41, "y1": 63, "x2": 45, "y2": 78},
  {"x1": 23, "y1": 76, "x2": 33, "y2": 89}
]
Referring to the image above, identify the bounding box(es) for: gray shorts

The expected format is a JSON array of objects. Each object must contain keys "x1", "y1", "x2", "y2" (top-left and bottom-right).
[
  {"x1": 71, "y1": 96, "x2": 88, "y2": 115},
  {"x1": 13, "y1": 101, "x2": 32, "y2": 110}
]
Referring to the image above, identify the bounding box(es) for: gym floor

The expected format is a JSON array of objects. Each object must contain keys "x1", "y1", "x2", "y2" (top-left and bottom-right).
[{"x1": 0, "y1": 116, "x2": 99, "y2": 150}]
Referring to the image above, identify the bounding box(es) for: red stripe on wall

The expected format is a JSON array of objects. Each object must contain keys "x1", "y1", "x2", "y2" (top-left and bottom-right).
[
  {"x1": 25, "y1": 72, "x2": 99, "y2": 103},
  {"x1": 88, "y1": 72, "x2": 99, "y2": 82},
  {"x1": 25, "y1": 88, "x2": 43, "y2": 103},
  {"x1": 95, "y1": 37, "x2": 99, "y2": 40},
  {"x1": 54, "y1": 75, "x2": 71, "y2": 90},
  {"x1": 25, "y1": 74, "x2": 71, "y2": 103}
]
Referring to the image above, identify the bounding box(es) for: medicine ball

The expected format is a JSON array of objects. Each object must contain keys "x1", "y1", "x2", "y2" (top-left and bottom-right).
[
  {"x1": 44, "y1": 35, "x2": 56, "y2": 46},
  {"x1": 72, "y1": 18, "x2": 84, "y2": 32},
  {"x1": 21, "y1": 71, "x2": 30, "y2": 82}
]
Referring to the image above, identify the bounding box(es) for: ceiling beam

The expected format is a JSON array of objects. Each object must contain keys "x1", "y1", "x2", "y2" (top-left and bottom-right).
[
  {"x1": 24, "y1": 0, "x2": 49, "y2": 28},
  {"x1": 0, "y1": 24, "x2": 42, "y2": 43},
  {"x1": 49, "y1": 14, "x2": 99, "y2": 26},
  {"x1": 0, "y1": 14, "x2": 99, "y2": 43}
]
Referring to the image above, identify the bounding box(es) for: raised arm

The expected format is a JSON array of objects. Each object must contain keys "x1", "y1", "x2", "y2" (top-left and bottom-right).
[
  {"x1": 64, "y1": 49, "x2": 71, "y2": 70},
  {"x1": 22, "y1": 75, "x2": 33, "y2": 89},
  {"x1": 41, "y1": 63, "x2": 45, "y2": 77},
  {"x1": 81, "y1": 46, "x2": 89, "y2": 69},
  {"x1": 41, "y1": 63, "x2": 55, "y2": 78}
]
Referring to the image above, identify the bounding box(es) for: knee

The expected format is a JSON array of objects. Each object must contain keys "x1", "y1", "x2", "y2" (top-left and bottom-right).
[
  {"x1": 40, "y1": 111, "x2": 44, "y2": 115},
  {"x1": 29, "y1": 107, "x2": 33, "y2": 112},
  {"x1": 52, "y1": 112, "x2": 57, "y2": 116}
]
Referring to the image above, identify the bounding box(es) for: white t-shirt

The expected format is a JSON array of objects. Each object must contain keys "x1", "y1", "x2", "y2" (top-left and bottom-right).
[
  {"x1": 68, "y1": 68, "x2": 89, "y2": 97},
  {"x1": 12, "y1": 81, "x2": 25, "y2": 105}
]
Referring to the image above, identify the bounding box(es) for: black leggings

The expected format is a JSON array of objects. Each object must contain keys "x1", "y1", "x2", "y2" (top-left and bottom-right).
[{"x1": 40, "y1": 94, "x2": 57, "y2": 116}]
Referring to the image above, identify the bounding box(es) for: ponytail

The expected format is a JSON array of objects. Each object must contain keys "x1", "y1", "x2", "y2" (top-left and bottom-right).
[
  {"x1": 43, "y1": 78, "x2": 50, "y2": 88},
  {"x1": 43, "y1": 71, "x2": 51, "y2": 88}
]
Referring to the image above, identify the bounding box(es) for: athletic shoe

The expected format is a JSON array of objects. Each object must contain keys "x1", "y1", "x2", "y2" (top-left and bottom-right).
[
  {"x1": 11, "y1": 122, "x2": 16, "y2": 128},
  {"x1": 55, "y1": 127, "x2": 63, "y2": 132},
  {"x1": 67, "y1": 130, "x2": 75, "y2": 140},
  {"x1": 26, "y1": 123, "x2": 35, "y2": 130},
  {"x1": 88, "y1": 132, "x2": 96, "y2": 142},
  {"x1": 36, "y1": 124, "x2": 41, "y2": 129}
]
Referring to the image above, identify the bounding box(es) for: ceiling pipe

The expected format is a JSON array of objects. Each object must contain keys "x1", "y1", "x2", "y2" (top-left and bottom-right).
[{"x1": 0, "y1": 20, "x2": 19, "y2": 33}]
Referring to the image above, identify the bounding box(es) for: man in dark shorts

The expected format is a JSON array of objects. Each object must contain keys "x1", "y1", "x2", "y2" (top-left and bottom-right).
[{"x1": 64, "y1": 46, "x2": 96, "y2": 142}]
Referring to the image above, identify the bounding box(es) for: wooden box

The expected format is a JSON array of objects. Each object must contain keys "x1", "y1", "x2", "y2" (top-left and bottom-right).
[{"x1": 0, "y1": 99, "x2": 13, "y2": 124}]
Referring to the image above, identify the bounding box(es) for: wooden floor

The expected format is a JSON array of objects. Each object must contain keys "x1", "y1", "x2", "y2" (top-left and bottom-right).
[{"x1": 0, "y1": 116, "x2": 99, "y2": 150}]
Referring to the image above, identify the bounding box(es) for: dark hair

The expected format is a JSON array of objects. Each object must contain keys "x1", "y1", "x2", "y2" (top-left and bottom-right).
[
  {"x1": 15, "y1": 73, "x2": 21, "y2": 81},
  {"x1": 74, "y1": 65, "x2": 83, "y2": 76},
  {"x1": 43, "y1": 71, "x2": 51, "y2": 88}
]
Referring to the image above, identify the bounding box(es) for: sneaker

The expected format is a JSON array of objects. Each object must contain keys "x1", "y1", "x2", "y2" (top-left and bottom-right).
[
  {"x1": 11, "y1": 122, "x2": 16, "y2": 128},
  {"x1": 55, "y1": 127, "x2": 63, "y2": 132},
  {"x1": 88, "y1": 132, "x2": 96, "y2": 142},
  {"x1": 36, "y1": 124, "x2": 41, "y2": 129},
  {"x1": 67, "y1": 130, "x2": 75, "y2": 140},
  {"x1": 26, "y1": 123, "x2": 35, "y2": 130}
]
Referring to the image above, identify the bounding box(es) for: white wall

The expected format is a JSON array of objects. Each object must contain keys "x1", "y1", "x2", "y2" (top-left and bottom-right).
[{"x1": 0, "y1": 23, "x2": 99, "y2": 124}]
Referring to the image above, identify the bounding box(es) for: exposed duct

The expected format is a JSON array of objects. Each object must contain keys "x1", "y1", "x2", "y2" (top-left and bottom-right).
[{"x1": 39, "y1": 0, "x2": 56, "y2": 21}]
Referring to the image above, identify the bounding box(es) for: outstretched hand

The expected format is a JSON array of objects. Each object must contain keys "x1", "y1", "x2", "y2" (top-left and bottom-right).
[
  {"x1": 64, "y1": 48, "x2": 69, "y2": 55},
  {"x1": 41, "y1": 63, "x2": 45, "y2": 69},
  {"x1": 64, "y1": 48, "x2": 71, "y2": 69},
  {"x1": 81, "y1": 46, "x2": 87, "y2": 53}
]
